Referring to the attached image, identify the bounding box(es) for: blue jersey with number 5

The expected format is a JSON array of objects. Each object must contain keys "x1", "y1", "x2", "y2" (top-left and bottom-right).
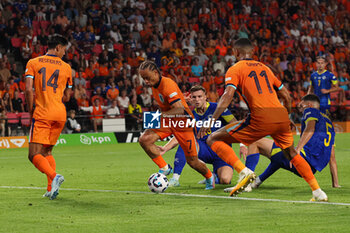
[{"x1": 301, "y1": 108, "x2": 335, "y2": 171}]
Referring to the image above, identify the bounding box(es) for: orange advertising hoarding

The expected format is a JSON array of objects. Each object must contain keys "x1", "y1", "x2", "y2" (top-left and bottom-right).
[
  {"x1": 293, "y1": 121, "x2": 350, "y2": 135},
  {"x1": 0, "y1": 136, "x2": 29, "y2": 149}
]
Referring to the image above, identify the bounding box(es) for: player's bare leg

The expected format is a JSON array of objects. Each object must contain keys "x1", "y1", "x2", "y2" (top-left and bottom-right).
[
  {"x1": 207, "y1": 128, "x2": 256, "y2": 196},
  {"x1": 185, "y1": 156, "x2": 215, "y2": 185},
  {"x1": 139, "y1": 129, "x2": 172, "y2": 175},
  {"x1": 329, "y1": 145, "x2": 340, "y2": 188},
  {"x1": 282, "y1": 145, "x2": 328, "y2": 201}
]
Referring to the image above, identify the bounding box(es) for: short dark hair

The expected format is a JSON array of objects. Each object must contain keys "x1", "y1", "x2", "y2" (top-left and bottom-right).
[
  {"x1": 301, "y1": 94, "x2": 320, "y2": 104},
  {"x1": 138, "y1": 60, "x2": 161, "y2": 76},
  {"x1": 316, "y1": 55, "x2": 327, "y2": 62},
  {"x1": 190, "y1": 85, "x2": 206, "y2": 94},
  {"x1": 48, "y1": 35, "x2": 68, "y2": 49},
  {"x1": 233, "y1": 38, "x2": 253, "y2": 53}
]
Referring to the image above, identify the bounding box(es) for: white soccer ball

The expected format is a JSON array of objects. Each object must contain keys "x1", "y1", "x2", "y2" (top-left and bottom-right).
[{"x1": 148, "y1": 173, "x2": 169, "y2": 193}]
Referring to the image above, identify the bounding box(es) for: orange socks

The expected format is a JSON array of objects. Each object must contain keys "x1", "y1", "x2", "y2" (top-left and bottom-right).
[
  {"x1": 152, "y1": 155, "x2": 167, "y2": 169},
  {"x1": 291, "y1": 154, "x2": 320, "y2": 191},
  {"x1": 211, "y1": 141, "x2": 245, "y2": 173},
  {"x1": 45, "y1": 155, "x2": 56, "y2": 191},
  {"x1": 204, "y1": 169, "x2": 213, "y2": 179},
  {"x1": 32, "y1": 154, "x2": 56, "y2": 181}
]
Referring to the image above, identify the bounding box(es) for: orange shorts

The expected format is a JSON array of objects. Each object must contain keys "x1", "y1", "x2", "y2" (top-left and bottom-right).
[
  {"x1": 151, "y1": 127, "x2": 198, "y2": 157},
  {"x1": 225, "y1": 117, "x2": 293, "y2": 149},
  {"x1": 29, "y1": 118, "x2": 66, "y2": 145}
]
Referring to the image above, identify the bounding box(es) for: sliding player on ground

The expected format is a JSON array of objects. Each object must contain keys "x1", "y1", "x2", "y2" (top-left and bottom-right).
[{"x1": 242, "y1": 95, "x2": 336, "y2": 196}]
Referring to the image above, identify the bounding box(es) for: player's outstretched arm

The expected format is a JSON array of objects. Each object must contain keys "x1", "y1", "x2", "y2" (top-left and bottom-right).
[
  {"x1": 198, "y1": 86, "x2": 235, "y2": 139},
  {"x1": 307, "y1": 83, "x2": 314, "y2": 94},
  {"x1": 295, "y1": 120, "x2": 316, "y2": 154},
  {"x1": 62, "y1": 88, "x2": 72, "y2": 102},
  {"x1": 277, "y1": 86, "x2": 292, "y2": 114},
  {"x1": 25, "y1": 77, "x2": 34, "y2": 119}
]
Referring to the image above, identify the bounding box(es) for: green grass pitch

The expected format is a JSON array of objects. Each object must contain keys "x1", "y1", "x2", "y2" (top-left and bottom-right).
[{"x1": 1, "y1": 134, "x2": 350, "y2": 233}]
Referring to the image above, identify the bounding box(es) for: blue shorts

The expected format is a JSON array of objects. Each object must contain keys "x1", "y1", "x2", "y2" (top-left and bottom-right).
[
  {"x1": 271, "y1": 143, "x2": 316, "y2": 176},
  {"x1": 176, "y1": 140, "x2": 232, "y2": 173}
]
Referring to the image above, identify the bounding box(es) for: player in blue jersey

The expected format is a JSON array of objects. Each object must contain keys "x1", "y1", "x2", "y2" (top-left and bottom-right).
[
  {"x1": 157, "y1": 85, "x2": 241, "y2": 187},
  {"x1": 308, "y1": 56, "x2": 340, "y2": 188},
  {"x1": 239, "y1": 95, "x2": 337, "y2": 200},
  {"x1": 308, "y1": 56, "x2": 339, "y2": 115}
]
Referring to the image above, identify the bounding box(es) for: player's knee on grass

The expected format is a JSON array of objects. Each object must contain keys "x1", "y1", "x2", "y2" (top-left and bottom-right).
[
  {"x1": 217, "y1": 166, "x2": 233, "y2": 184},
  {"x1": 219, "y1": 176, "x2": 232, "y2": 184}
]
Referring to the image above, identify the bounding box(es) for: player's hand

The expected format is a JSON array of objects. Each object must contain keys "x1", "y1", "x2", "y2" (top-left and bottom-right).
[
  {"x1": 184, "y1": 93, "x2": 191, "y2": 103},
  {"x1": 156, "y1": 145, "x2": 167, "y2": 156},
  {"x1": 239, "y1": 145, "x2": 248, "y2": 160},
  {"x1": 197, "y1": 126, "x2": 210, "y2": 139},
  {"x1": 321, "y1": 89, "x2": 329, "y2": 94}
]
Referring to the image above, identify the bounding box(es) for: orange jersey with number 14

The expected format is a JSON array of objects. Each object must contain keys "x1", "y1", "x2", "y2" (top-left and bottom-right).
[
  {"x1": 25, "y1": 54, "x2": 72, "y2": 121},
  {"x1": 225, "y1": 59, "x2": 289, "y2": 124}
]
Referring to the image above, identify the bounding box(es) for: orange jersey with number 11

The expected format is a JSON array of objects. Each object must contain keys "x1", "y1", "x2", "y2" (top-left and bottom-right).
[
  {"x1": 225, "y1": 59, "x2": 289, "y2": 124},
  {"x1": 25, "y1": 54, "x2": 72, "y2": 121}
]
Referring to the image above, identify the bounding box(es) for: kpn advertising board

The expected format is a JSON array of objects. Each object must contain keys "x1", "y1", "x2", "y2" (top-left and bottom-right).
[
  {"x1": 0, "y1": 133, "x2": 117, "y2": 149},
  {"x1": 55, "y1": 133, "x2": 117, "y2": 146}
]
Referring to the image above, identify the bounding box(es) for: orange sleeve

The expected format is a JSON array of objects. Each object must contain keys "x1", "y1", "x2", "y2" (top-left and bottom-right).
[
  {"x1": 24, "y1": 59, "x2": 35, "y2": 79},
  {"x1": 225, "y1": 65, "x2": 240, "y2": 89},
  {"x1": 162, "y1": 79, "x2": 182, "y2": 105}
]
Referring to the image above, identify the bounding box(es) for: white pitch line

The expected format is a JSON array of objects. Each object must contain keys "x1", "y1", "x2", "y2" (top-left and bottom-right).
[{"x1": 1, "y1": 185, "x2": 349, "y2": 206}]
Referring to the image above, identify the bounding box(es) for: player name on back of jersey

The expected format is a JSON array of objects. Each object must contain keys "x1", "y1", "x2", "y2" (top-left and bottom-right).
[
  {"x1": 38, "y1": 57, "x2": 62, "y2": 66},
  {"x1": 245, "y1": 61, "x2": 262, "y2": 67}
]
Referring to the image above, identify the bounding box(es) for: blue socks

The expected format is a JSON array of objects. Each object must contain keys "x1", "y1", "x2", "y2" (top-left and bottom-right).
[
  {"x1": 259, "y1": 152, "x2": 284, "y2": 182},
  {"x1": 245, "y1": 153, "x2": 260, "y2": 171}
]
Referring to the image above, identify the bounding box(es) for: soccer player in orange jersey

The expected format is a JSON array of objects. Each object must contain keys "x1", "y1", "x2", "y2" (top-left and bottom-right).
[
  {"x1": 198, "y1": 38, "x2": 328, "y2": 201},
  {"x1": 25, "y1": 35, "x2": 72, "y2": 200},
  {"x1": 138, "y1": 61, "x2": 215, "y2": 190}
]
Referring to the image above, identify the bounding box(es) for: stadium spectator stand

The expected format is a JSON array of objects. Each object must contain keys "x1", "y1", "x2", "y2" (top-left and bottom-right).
[{"x1": 0, "y1": 0, "x2": 349, "y2": 135}]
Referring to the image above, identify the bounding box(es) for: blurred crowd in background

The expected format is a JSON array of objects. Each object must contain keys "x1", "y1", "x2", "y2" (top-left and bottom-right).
[{"x1": 0, "y1": 0, "x2": 349, "y2": 135}]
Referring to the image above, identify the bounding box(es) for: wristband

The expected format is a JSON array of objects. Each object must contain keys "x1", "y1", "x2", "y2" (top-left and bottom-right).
[{"x1": 239, "y1": 143, "x2": 246, "y2": 147}]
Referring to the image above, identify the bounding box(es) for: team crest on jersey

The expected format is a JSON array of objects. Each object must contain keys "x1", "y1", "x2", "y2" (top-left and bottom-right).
[
  {"x1": 322, "y1": 76, "x2": 326, "y2": 80},
  {"x1": 159, "y1": 94, "x2": 164, "y2": 103}
]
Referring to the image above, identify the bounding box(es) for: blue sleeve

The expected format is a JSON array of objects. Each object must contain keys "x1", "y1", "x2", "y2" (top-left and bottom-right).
[
  {"x1": 174, "y1": 146, "x2": 187, "y2": 175},
  {"x1": 303, "y1": 108, "x2": 320, "y2": 123},
  {"x1": 329, "y1": 72, "x2": 337, "y2": 84}
]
